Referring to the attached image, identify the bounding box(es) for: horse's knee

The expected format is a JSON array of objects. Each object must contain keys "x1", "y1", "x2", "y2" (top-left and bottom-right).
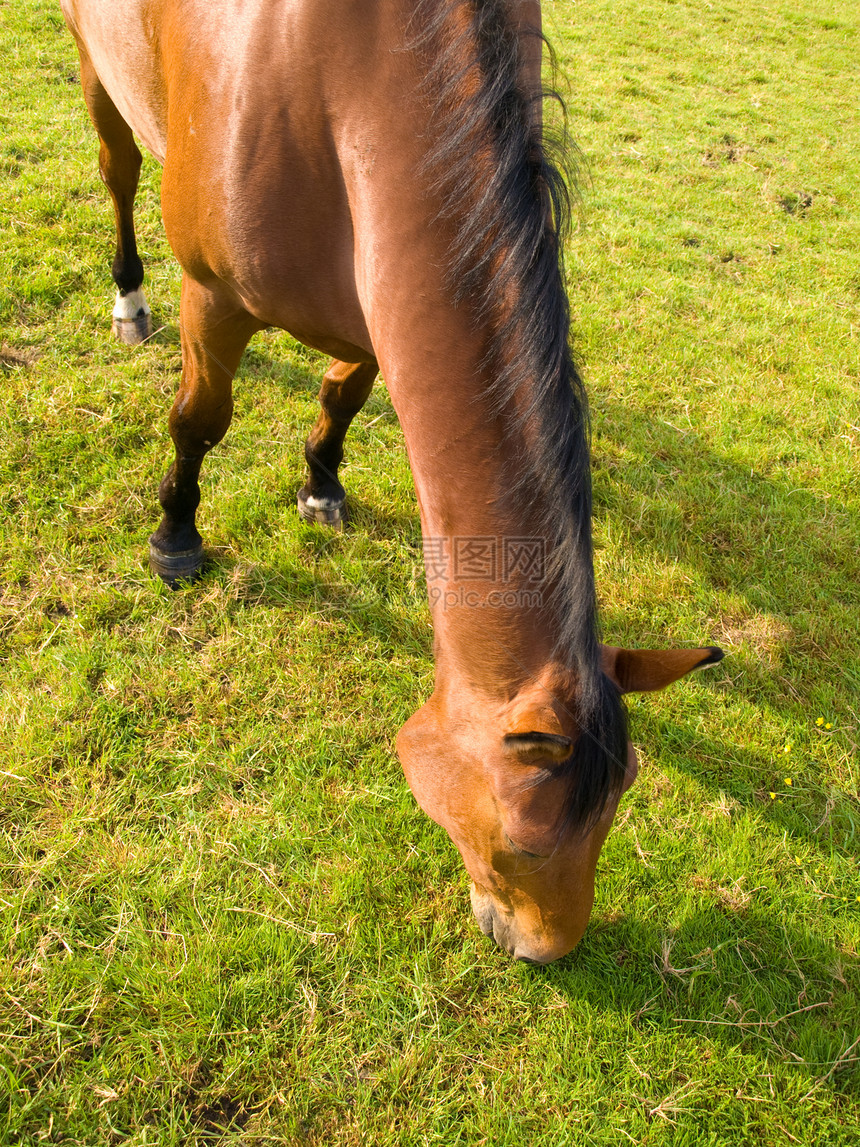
[{"x1": 168, "y1": 392, "x2": 234, "y2": 457}]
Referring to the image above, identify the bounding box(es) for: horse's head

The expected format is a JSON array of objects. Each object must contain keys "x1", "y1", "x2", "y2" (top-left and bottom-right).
[{"x1": 397, "y1": 645, "x2": 722, "y2": 963}]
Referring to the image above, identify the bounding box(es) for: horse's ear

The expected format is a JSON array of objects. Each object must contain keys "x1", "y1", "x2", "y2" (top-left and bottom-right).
[{"x1": 601, "y1": 645, "x2": 723, "y2": 694}]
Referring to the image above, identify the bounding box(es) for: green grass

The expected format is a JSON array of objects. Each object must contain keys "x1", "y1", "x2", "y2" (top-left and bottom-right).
[{"x1": 1, "y1": 0, "x2": 858, "y2": 1142}]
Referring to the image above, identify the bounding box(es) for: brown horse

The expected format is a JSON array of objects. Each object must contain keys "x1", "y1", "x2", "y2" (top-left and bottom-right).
[{"x1": 61, "y1": 0, "x2": 722, "y2": 963}]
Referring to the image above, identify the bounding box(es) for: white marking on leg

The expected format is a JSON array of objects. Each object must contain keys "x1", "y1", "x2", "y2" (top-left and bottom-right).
[
  {"x1": 112, "y1": 288, "x2": 151, "y2": 321},
  {"x1": 302, "y1": 493, "x2": 343, "y2": 509}
]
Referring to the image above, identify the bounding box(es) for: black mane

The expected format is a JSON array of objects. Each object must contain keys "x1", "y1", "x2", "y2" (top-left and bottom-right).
[{"x1": 412, "y1": 0, "x2": 628, "y2": 826}]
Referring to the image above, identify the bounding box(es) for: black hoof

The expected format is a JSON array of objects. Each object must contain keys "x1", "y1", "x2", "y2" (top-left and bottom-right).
[
  {"x1": 149, "y1": 538, "x2": 205, "y2": 588},
  {"x1": 113, "y1": 310, "x2": 153, "y2": 345},
  {"x1": 297, "y1": 487, "x2": 347, "y2": 529}
]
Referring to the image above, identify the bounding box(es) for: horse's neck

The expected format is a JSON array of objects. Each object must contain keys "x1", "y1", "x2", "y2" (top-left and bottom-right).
[
  {"x1": 339, "y1": 0, "x2": 583, "y2": 696},
  {"x1": 382, "y1": 337, "x2": 566, "y2": 695}
]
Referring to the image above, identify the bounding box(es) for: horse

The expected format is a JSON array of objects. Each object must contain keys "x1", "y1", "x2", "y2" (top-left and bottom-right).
[{"x1": 61, "y1": 0, "x2": 722, "y2": 963}]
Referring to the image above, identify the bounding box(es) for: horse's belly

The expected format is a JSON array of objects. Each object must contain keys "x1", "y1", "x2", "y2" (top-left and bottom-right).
[
  {"x1": 160, "y1": 119, "x2": 375, "y2": 360},
  {"x1": 217, "y1": 257, "x2": 377, "y2": 366}
]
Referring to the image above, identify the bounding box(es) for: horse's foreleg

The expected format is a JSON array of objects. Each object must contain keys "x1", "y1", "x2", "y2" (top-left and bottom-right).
[
  {"x1": 77, "y1": 50, "x2": 150, "y2": 344},
  {"x1": 297, "y1": 360, "x2": 377, "y2": 527},
  {"x1": 149, "y1": 275, "x2": 261, "y2": 587}
]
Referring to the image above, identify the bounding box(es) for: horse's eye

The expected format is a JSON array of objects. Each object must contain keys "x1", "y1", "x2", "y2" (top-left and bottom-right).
[{"x1": 503, "y1": 831, "x2": 546, "y2": 860}]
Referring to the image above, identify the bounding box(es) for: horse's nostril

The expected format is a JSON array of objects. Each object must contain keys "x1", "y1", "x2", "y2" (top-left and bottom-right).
[{"x1": 516, "y1": 954, "x2": 541, "y2": 965}]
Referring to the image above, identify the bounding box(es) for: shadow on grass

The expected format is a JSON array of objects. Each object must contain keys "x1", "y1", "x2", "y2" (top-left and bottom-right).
[
  {"x1": 551, "y1": 904, "x2": 859, "y2": 1092},
  {"x1": 588, "y1": 398, "x2": 858, "y2": 847},
  {"x1": 594, "y1": 398, "x2": 859, "y2": 628},
  {"x1": 637, "y1": 715, "x2": 860, "y2": 851},
  {"x1": 202, "y1": 539, "x2": 429, "y2": 654}
]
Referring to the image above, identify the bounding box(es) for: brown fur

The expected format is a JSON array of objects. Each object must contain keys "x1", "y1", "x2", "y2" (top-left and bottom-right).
[{"x1": 62, "y1": 0, "x2": 721, "y2": 962}]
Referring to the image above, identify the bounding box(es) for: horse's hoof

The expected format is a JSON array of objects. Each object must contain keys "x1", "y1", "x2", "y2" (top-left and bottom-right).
[
  {"x1": 297, "y1": 487, "x2": 347, "y2": 530},
  {"x1": 112, "y1": 311, "x2": 153, "y2": 345},
  {"x1": 148, "y1": 539, "x2": 205, "y2": 588},
  {"x1": 112, "y1": 288, "x2": 152, "y2": 345}
]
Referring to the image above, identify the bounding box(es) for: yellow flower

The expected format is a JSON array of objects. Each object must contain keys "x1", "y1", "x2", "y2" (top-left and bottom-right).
[
  {"x1": 816, "y1": 717, "x2": 824, "y2": 727},
  {"x1": 769, "y1": 791, "x2": 776, "y2": 800},
  {"x1": 783, "y1": 742, "x2": 792, "y2": 753},
  {"x1": 784, "y1": 777, "x2": 793, "y2": 786},
  {"x1": 825, "y1": 723, "x2": 832, "y2": 730}
]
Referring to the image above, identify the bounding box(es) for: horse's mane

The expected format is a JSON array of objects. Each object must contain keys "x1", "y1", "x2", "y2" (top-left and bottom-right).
[{"x1": 412, "y1": 0, "x2": 628, "y2": 826}]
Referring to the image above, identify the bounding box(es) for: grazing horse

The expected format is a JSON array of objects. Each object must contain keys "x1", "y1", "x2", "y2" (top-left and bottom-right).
[{"x1": 61, "y1": 0, "x2": 722, "y2": 963}]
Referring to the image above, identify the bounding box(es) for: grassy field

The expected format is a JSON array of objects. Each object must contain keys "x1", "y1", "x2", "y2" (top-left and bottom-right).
[{"x1": 1, "y1": 0, "x2": 858, "y2": 1142}]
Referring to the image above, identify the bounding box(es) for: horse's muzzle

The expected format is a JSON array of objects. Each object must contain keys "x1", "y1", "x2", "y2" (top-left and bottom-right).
[{"x1": 469, "y1": 883, "x2": 566, "y2": 965}]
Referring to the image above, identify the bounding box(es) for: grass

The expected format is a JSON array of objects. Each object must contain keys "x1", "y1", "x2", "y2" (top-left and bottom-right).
[{"x1": 1, "y1": 0, "x2": 858, "y2": 1142}]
